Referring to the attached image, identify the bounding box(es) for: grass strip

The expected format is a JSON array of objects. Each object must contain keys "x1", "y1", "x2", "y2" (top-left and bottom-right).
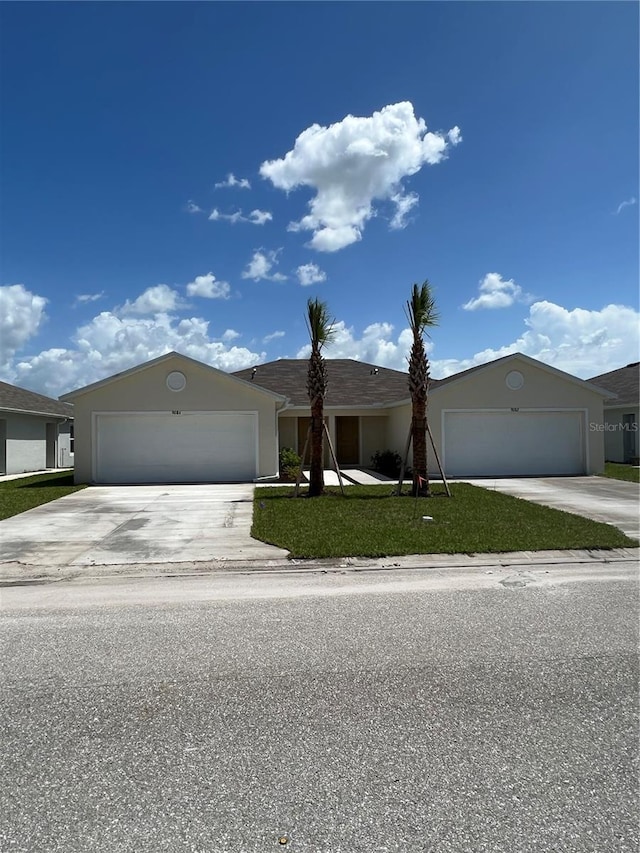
[
  {"x1": 252, "y1": 483, "x2": 636, "y2": 558},
  {"x1": 600, "y1": 463, "x2": 640, "y2": 483},
  {"x1": 0, "y1": 472, "x2": 86, "y2": 520}
]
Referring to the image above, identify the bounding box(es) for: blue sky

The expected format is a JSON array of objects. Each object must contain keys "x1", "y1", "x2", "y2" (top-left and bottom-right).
[{"x1": 1, "y1": 1, "x2": 638, "y2": 397}]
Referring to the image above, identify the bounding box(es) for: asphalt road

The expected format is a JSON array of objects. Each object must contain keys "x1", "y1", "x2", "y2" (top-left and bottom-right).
[{"x1": 2, "y1": 565, "x2": 638, "y2": 853}]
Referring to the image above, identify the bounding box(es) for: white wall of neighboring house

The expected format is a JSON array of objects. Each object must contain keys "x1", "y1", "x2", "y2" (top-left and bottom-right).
[
  {"x1": 0, "y1": 413, "x2": 72, "y2": 475},
  {"x1": 602, "y1": 405, "x2": 639, "y2": 463}
]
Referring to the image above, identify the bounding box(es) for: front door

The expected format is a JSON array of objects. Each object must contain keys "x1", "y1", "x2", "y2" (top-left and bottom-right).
[
  {"x1": 45, "y1": 422, "x2": 57, "y2": 468},
  {"x1": 336, "y1": 416, "x2": 359, "y2": 465}
]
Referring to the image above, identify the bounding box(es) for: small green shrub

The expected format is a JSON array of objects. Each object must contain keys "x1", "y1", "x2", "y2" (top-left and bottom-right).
[
  {"x1": 370, "y1": 449, "x2": 403, "y2": 478},
  {"x1": 279, "y1": 447, "x2": 302, "y2": 482}
]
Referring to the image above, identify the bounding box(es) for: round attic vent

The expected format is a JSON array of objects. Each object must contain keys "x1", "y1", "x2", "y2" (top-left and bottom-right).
[
  {"x1": 506, "y1": 370, "x2": 524, "y2": 390},
  {"x1": 166, "y1": 371, "x2": 187, "y2": 392}
]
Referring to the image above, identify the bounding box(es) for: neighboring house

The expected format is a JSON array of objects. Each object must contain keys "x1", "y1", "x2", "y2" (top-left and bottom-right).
[
  {"x1": 61, "y1": 350, "x2": 608, "y2": 484},
  {"x1": 588, "y1": 362, "x2": 639, "y2": 464},
  {"x1": 0, "y1": 381, "x2": 74, "y2": 475}
]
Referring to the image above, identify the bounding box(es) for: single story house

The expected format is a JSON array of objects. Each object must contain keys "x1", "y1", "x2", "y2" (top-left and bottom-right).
[
  {"x1": 0, "y1": 381, "x2": 74, "y2": 475},
  {"x1": 62, "y1": 350, "x2": 609, "y2": 484},
  {"x1": 588, "y1": 362, "x2": 639, "y2": 464}
]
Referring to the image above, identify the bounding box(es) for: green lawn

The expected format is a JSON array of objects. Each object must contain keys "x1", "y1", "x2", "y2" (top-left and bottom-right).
[
  {"x1": 252, "y1": 483, "x2": 637, "y2": 558},
  {"x1": 0, "y1": 472, "x2": 86, "y2": 520},
  {"x1": 600, "y1": 462, "x2": 640, "y2": 483}
]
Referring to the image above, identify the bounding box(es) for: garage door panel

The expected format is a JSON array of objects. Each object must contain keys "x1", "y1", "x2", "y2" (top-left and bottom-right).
[
  {"x1": 444, "y1": 411, "x2": 584, "y2": 477},
  {"x1": 95, "y1": 413, "x2": 257, "y2": 484}
]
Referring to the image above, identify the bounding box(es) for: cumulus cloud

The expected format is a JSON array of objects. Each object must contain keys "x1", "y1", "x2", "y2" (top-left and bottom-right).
[
  {"x1": 613, "y1": 197, "x2": 637, "y2": 215},
  {"x1": 0, "y1": 284, "x2": 48, "y2": 371},
  {"x1": 10, "y1": 311, "x2": 265, "y2": 398},
  {"x1": 185, "y1": 273, "x2": 230, "y2": 300},
  {"x1": 74, "y1": 292, "x2": 105, "y2": 306},
  {"x1": 242, "y1": 249, "x2": 287, "y2": 282},
  {"x1": 260, "y1": 101, "x2": 461, "y2": 251},
  {"x1": 186, "y1": 200, "x2": 203, "y2": 213},
  {"x1": 118, "y1": 284, "x2": 185, "y2": 316},
  {"x1": 297, "y1": 320, "x2": 415, "y2": 370},
  {"x1": 263, "y1": 330, "x2": 285, "y2": 343},
  {"x1": 295, "y1": 301, "x2": 639, "y2": 381},
  {"x1": 296, "y1": 262, "x2": 327, "y2": 286},
  {"x1": 208, "y1": 208, "x2": 272, "y2": 225},
  {"x1": 214, "y1": 173, "x2": 251, "y2": 190},
  {"x1": 462, "y1": 273, "x2": 531, "y2": 311},
  {"x1": 433, "y1": 301, "x2": 640, "y2": 379},
  {"x1": 221, "y1": 329, "x2": 240, "y2": 342}
]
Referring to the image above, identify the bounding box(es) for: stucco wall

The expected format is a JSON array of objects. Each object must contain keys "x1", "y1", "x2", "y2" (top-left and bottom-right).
[
  {"x1": 70, "y1": 356, "x2": 282, "y2": 483},
  {"x1": 1, "y1": 413, "x2": 53, "y2": 474},
  {"x1": 430, "y1": 360, "x2": 605, "y2": 474},
  {"x1": 386, "y1": 359, "x2": 606, "y2": 475}
]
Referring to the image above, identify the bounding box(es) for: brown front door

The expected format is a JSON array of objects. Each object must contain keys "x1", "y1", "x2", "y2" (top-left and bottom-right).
[{"x1": 336, "y1": 416, "x2": 359, "y2": 465}]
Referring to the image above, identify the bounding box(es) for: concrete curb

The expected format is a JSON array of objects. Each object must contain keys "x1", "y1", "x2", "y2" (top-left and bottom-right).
[{"x1": 1, "y1": 547, "x2": 638, "y2": 586}]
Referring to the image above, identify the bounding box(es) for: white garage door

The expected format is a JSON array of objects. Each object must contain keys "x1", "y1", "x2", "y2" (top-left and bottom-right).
[
  {"x1": 95, "y1": 412, "x2": 257, "y2": 484},
  {"x1": 443, "y1": 410, "x2": 585, "y2": 477}
]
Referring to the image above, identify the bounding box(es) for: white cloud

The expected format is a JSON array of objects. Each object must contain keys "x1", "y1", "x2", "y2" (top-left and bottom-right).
[
  {"x1": 613, "y1": 197, "x2": 637, "y2": 215},
  {"x1": 214, "y1": 173, "x2": 251, "y2": 190},
  {"x1": 9, "y1": 311, "x2": 265, "y2": 397},
  {"x1": 433, "y1": 301, "x2": 640, "y2": 379},
  {"x1": 185, "y1": 272, "x2": 230, "y2": 300},
  {"x1": 242, "y1": 249, "x2": 287, "y2": 282},
  {"x1": 186, "y1": 200, "x2": 203, "y2": 213},
  {"x1": 295, "y1": 301, "x2": 639, "y2": 382},
  {"x1": 263, "y1": 330, "x2": 285, "y2": 343},
  {"x1": 209, "y1": 208, "x2": 272, "y2": 225},
  {"x1": 0, "y1": 284, "x2": 48, "y2": 371},
  {"x1": 297, "y1": 320, "x2": 415, "y2": 370},
  {"x1": 74, "y1": 292, "x2": 104, "y2": 305},
  {"x1": 118, "y1": 284, "x2": 184, "y2": 316},
  {"x1": 260, "y1": 101, "x2": 461, "y2": 252},
  {"x1": 296, "y1": 262, "x2": 327, "y2": 286},
  {"x1": 389, "y1": 191, "x2": 419, "y2": 230},
  {"x1": 462, "y1": 272, "x2": 530, "y2": 311},
  {"x1": 221, "y1": 329, "x2": 240, "y2": 342}
]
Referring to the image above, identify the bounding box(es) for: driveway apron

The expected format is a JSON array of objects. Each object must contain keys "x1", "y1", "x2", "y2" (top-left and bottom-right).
[
  {"x1": 461, "y1": 476, "x2": 640, "y2": 539},
  {"x1": 0, "y1": 484, "x2": 289, "y2": 567}
]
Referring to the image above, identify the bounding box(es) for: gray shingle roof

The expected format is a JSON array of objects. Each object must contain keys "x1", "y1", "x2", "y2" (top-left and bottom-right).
[
  {"x1": 589, "y1": 362, "x2": 639, "y2": 406},
  {"x1": 0, "y1": 381, "x2": 74, "y2": 418},
  {"x1": 233, "y1": 359, "x2": 420, "y2": 407}
]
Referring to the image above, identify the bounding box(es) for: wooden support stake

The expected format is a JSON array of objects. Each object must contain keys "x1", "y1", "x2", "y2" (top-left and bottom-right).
[
  {"x1": 294, "y1": 425, "x2": 311, "y2": 497},
  {"x1": 323, "y1": 421, "x2": 345, "y2": 496},
  {"x1": 426, "y1": 421, "x2": 451, "y2": 497}
]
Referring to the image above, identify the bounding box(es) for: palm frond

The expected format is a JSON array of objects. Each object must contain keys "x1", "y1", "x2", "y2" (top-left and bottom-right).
[
  {"x1": 306, "y1": 298, "x2": 335, "y2": 351},
  {"x1": 405, "y1": 280, "x2": 439, "y2": 336}
]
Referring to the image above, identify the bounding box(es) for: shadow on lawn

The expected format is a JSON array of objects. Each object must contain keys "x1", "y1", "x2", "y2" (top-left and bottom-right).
[
  {"x1": 10, "y1": 475, "x2": 76, "y2": 489},
  {"x1": 264, "y1": 489, "x2": 453, "y2": 501}
]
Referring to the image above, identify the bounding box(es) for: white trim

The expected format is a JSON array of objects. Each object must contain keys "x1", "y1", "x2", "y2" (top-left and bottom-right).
[
  {"x1": 441, "y1": 407, "x2": 588, "y2": 475},
  {"x1": 92, "y1": 409, "x2": 259, "y2": 483}
]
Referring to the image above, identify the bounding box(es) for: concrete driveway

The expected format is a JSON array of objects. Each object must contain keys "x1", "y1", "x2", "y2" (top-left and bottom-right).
[
  {"x1": 0, "y1": 484, "x2": 289, "y2": 568},
  {"x1": 462, "y1": 476, "x2": 640, "y2": 539}
]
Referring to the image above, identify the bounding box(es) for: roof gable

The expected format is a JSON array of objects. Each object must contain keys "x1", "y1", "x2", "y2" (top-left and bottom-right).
[
  {"x1": 0, "y1": 381, "x2": 74, "y2": 418},
  {"x1": 429, "y1": 352, "x2": 614, "y2": 398},
  {"x1": 60, "y1": 351, "x2": 287, "y2": 402}
]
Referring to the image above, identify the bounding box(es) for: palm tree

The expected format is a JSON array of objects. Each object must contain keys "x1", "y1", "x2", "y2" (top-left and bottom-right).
[
  {"x1": 306, "y1": 297, "x2": 335, "y2": 497},
  {"x1": 406, "y1": 281, "x2": 439, "y2": 497}
]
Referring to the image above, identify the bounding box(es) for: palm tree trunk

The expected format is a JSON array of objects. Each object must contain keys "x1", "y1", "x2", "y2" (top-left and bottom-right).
[
  {"x1": 308, "y1": 401, "x2": 325, "y2": 497},
  {"x1": 412, "y1": 400, "x2": 430, "y2": 497}
]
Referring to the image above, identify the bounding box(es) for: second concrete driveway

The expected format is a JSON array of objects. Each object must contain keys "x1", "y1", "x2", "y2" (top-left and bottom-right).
[
  {"x1": 462, "y1": 476, "x2": 640, "y2": 539},
  {"x1": 0, "y1": 484, "x2": 289, "y2": 568}
]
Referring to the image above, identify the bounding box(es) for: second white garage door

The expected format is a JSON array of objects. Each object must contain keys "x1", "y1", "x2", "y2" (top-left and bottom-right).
[
  {"x1": 94, "y1": 412, "x2": 257, "y2": 484},
  {"x1": 443, "y1": 410, "x2": 585, "y2": 477}
]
